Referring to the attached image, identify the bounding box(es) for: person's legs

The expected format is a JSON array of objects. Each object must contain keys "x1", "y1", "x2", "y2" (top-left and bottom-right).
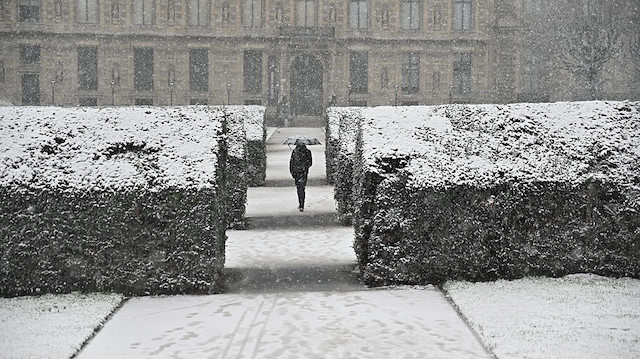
[{"x1": 296, "y1": 173, "x2": 308, "y2": 210}]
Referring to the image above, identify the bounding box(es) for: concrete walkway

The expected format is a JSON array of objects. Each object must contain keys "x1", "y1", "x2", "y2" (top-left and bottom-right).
[{"x1": 77, "y1": 128, "x2": 492, "y2": 358}]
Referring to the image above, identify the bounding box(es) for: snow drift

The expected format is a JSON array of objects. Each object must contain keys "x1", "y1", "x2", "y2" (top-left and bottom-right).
[{"x1": 352, "y1": 102, "x2": 640, "y2": 285}]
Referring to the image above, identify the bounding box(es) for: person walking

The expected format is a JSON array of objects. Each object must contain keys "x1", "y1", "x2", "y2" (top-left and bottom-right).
[{"x1": 289, "y1": 141, "x2": 313, "y2": 211}]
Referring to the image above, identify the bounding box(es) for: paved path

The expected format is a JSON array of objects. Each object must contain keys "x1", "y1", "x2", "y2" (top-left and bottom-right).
[{"x1": 77, "y1": 128, "x2": 492, "y2": 358}]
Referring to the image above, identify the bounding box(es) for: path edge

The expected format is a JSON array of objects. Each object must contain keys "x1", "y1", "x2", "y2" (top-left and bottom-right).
[
  {"x1": 438, "y1": 285, "x2": 499, "y2": 359},
  {"x1": 70, "y1": 296, "x2": 130, "y2": 359}
]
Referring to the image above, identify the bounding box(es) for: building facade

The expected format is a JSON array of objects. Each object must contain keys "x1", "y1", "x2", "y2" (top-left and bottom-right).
[{"x1": 0, "y1": 0, "x2": 524, "y2": 125}]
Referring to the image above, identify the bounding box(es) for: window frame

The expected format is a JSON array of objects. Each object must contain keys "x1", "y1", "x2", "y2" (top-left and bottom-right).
[
  {"x1": 452, "y1": 52, "x2": 472, "y2": 95},
  {"x1": 134, "y1": 47, "x2": 154, "y2": 92},
  {"x1": 242, "y1": 0, "x2": 262, "y2": 28},
  {"x1": 187, "y1": 0, "x2": 209, "y2": 27},
  {"x1": 295, "y1": 0, "x2": 315, "y2": 28},
  {"x1": 77, "y1": 0, "x2": 99, "y2": 24},
  {"x1": 402, "y1": 52, "x2": 420, "y2": 94},
  {"x1": 131, "y1": 0, "x2": 154, "y2": 26},
  {"x1": 243, "y1": 50, "x2": 263, "y2": 94},
  {"x1": 349, "y1": 51, "x2": 368, "y2": 94},
  {"x1": 77, "y1": 46, "x2": 99, "y2": 91},
  {"x1": 189, "y1": 48, "x2": 209, "y2": 92},
  {"x1": 401, "y1": 0, "x2": 421, "y2": 30},
  {"x1": 453, "y1": 0, "x2": 472, "y2": 31},
  {"x1": 349, "y1": 0, "x2": 368, "y2": 30}
]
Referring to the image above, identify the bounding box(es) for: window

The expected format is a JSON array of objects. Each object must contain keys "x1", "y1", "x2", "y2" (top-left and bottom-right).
[
  {"x1": 381, "y1": 5, "x2": 389, "y2": 29},
  {"x1": 77, "y1": 0, "x2": 98, "y2": 23},
  {"x1": 167, "y1": 0, "x2": 175, "y2": 22},
  {"x1": 243, "y1": 50, "x2": 262, "y2": 93},
  {"x1": 188, "y1": 0, "x2": 209, "y2": 26},
  {"x1": 401, "y1": 0, "x2": 420, "y2": 30},
  {"x1": 19, "y1": 0, "x2": 40, "y2": 22},
  {"x1": 453, "y1": 53, "x2": 472, "y2": 95},
  {"x1": 349, "y1": 51, "x2": 368, "y2": 94},
  {"x1": 132, "y1": 0, "x2": 154, "y2": 25},
  {"x1": 242, "y1": 0, "x2": 261, "y2": 28},
  {"x1": 189, "y1": 48, "x2": 208, "y2": 92},
  {"x1": 221, "y1": 2, "x2": 230, "y2": 27},
  {"x1": 453, "y1": 0, "x2": 472, "y2": 30},
  {"x1": 20, "y1": 45, "x2": 40, "y2": 65},
  {"x1": 134, "y1": 48, "x2": 154, "y2": 91},
  {"x1": 349, "y1": 0, "x2": 367, "y2": 30},
  {"x1": 402, "y1": 52, "x2": 419, "y2": 94},
  {"x1": 79, "y1": 97, "x2": 97, "y2": 106},
  {"x1": 78, "y1": 46, "x2": 98, "y2": 91},
  {"x1": 295, "y1": 0, "x2": 314, "y2": 27},
  {"x1": 380, "y1": 67, "x2": 389, "y2": 89},
  {"x1": 21, "y1": 74, "x2": 40, "y2": 105},
  {"x1": 135, "y1": 98, "x2": 153, "y2": 105},
  {"x1": 190, "y1": 98, "x2": 207, "y2": 105}
]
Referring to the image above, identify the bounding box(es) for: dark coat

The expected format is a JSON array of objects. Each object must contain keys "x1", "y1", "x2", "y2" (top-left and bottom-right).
[{"x1": 289, "y1": 144, "x2": 312, "y2": 178}]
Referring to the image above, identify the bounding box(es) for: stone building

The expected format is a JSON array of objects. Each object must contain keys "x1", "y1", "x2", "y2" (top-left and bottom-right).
[{"x1": 0, "y1": 0, "x2": 524, "y2": 125}]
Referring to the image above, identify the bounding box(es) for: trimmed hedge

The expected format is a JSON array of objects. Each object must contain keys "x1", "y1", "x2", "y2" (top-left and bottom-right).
[
  {"x1": 333, "y1": 108, "x2": 362, "y2": 224},
  {"x1": 0, "y1": 106, "x2": 229, "y2": 297},
  {"x1": 242, "y1": 106, "x2": 267, "y2": 187},
  {"x1": 353, "y1": 102, "x2": 640, "y2": 286},
  {"x1": 325, "y1": 108, "x2": 341, "y2": 185},
  {"x1": 222, "y1": 108, "x2": 248, "y2": 229},
  {"x1": 0, "y1": 186, "x2": 226, "y2": 296}
]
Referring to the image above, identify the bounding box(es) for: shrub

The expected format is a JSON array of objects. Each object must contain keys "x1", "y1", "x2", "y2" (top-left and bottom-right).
[
  {"x1": 332, "y1": 108, "x2": 362, "y2": 224},
  {"x1": 240, "y1": 106, "x2": 267, "y2": 186},
  {"x1": 325, "y1": 108, "x2": 341, "y2": 184},
  {"x1": 353, "y1": 102, "x2": 640, "y2": 285},
  {"x1": 0, "y1": 106, "x2": 228, "y2": 296},
  {"x1": 221, "y1": 108, "x2": 248, "y2": 229}
]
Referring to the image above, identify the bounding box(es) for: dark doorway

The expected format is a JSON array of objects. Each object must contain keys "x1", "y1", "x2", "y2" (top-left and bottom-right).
[{"x1": 290, "y1": 55, "x2": 323, "y2": 116}]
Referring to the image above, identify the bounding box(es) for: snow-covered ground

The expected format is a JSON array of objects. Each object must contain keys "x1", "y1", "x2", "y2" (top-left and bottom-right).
[
  {"x1": 0, "y1": 293, "x2": 124, "y2": 358},
  {"x1": 76, "y1": 288, "x2": 491, "y2": 358},
  {"x1": 445, "y1": 274, "x2": 640, "y2": 359}
]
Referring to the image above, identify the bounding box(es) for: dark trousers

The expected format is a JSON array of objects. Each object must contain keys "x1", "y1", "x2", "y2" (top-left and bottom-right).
[{"x1": 294, "y1": 172, "x2": 308, "y2": 208}]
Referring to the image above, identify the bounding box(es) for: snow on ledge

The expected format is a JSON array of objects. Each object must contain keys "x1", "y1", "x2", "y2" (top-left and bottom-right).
[{"x1": 0, "y1": 106, "x2": 226, "y2": 191}]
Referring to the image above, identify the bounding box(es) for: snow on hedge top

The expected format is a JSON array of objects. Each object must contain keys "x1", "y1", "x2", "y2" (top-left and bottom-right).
[
  {"x1": 361, "y1": 102, "x2": 640, "y2": 191},
  {"x1": 0, "y1": 106, "x2": 226, "y2": 191},
  {"x1": 334, "y1": 107, "x2": 363, "y2": 156},
  {"x1": 228, "y1": 105, "x2": 265, "y2": 142}
]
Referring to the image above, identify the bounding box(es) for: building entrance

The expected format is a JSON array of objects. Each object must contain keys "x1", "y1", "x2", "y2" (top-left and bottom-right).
[{"x1": 290, "y1": 55, "x2": 323, "y2": 116}]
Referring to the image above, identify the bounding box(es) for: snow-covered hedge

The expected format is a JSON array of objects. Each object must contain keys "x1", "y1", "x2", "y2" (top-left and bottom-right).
[
  {"x1": 0, "y1": 106, "x2": 229, "y2": 296},
  {"x1": 353, "y1": 102, "x2": 640, "y2": 285},
  {"x1": 324, "y1": 108, "x2": 341, "y2": 184},
  {"x1": 221, "y1": 108, "x2": 248, "y2": 229},
  {"x1": 240, "y1": 106, "x2": 267, "y2": 186},
  {"x1": 326, "y1": 107, "x2": 362, "y2": 224}
]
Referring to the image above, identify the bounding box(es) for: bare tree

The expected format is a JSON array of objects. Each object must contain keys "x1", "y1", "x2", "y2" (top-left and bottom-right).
[{"x1": 558, "y1": 1, "x2": 624, "y2": 100}]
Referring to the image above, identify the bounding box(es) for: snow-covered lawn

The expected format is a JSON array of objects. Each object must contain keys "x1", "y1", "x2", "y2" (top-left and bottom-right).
[
  {"x1": 445, "y1": 274, "x2": 640, "y2": 359},
  {"x1": 0, "y1": 293, "x2": 124, "y2": 358}
]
